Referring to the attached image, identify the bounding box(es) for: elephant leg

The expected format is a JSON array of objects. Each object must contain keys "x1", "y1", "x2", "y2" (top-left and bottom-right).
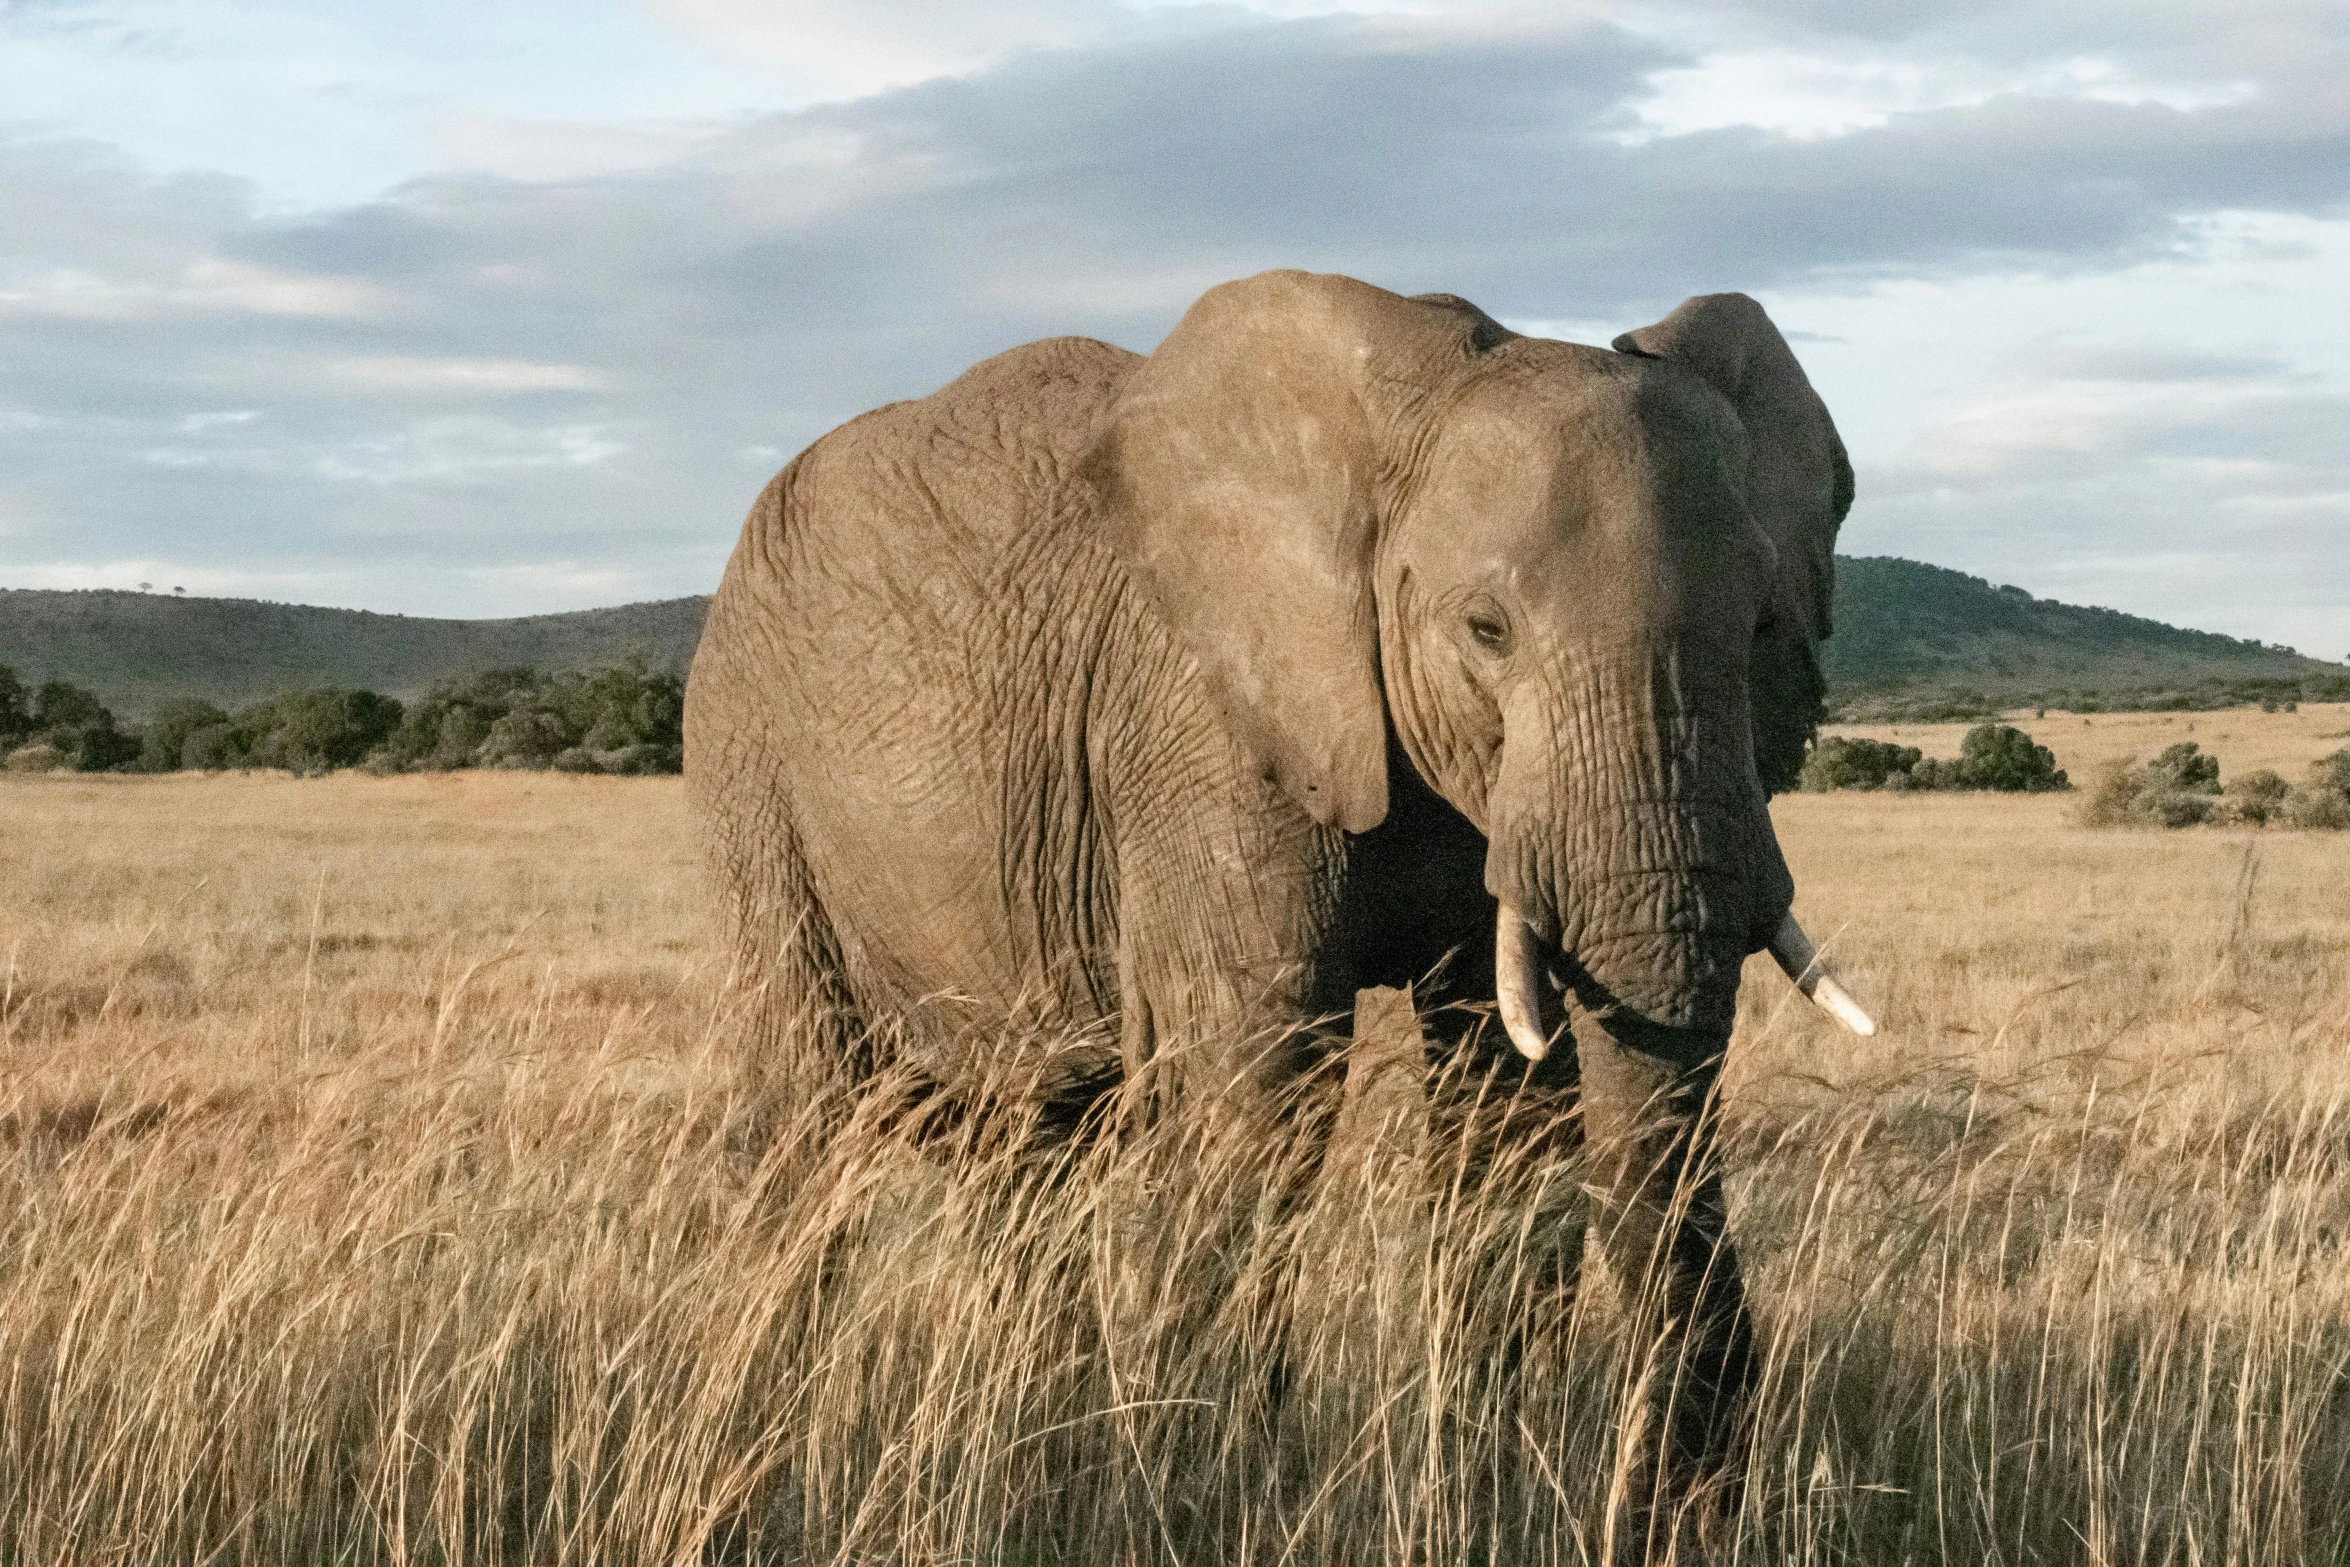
[
  {"x1": 1574, "y1": 1018, "x2": 1753, "y2": 1563},
  {"x1": 711, "y1": 799, "x2": 870, "y2": 1097}
]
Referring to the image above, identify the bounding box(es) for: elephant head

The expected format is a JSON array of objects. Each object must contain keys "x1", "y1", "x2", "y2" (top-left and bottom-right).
[{"x1": 1089, "y1": 270, "x2": 1869, "y2": 1056}]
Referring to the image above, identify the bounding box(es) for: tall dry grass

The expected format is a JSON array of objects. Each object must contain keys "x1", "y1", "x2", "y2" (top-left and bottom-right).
[{"x1": 0, "y1": 758, "x2": 2346, "y2": 1564}]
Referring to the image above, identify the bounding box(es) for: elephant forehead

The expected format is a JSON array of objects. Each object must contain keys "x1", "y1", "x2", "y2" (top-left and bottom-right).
[
  {"x1": 1435, "y1": 362, "x2": 1740, "y2": 504},
  {"x1": 1411, "y1": 387, "x2": 1750, "y2": 584}
]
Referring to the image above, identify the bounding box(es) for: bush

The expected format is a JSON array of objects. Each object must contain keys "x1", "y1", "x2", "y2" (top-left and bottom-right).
[
  {"x1": 1799, "y1": 737, "x2": 1922, "y2": 792},
  {"x1": 2220, "y1": 769, "x2": 2290, "y2": 826},
  {"x1": 170, "y1": 689, "x2": 406, "y2": 774},
  {"x1": 2284, "y1": 785, "x2": 2350, "y2": 830},
  {"x1": 2312, "y1": 747, "x2": 2350, "y2": 798},
  {"x1": 138, "y1": 699, "x2": 231, "y2": 773},
  {"x1": 2148, "y1": 742, "x2": 2219, "y2": 794},
  {"x1": 0, "y1": 677, "x2": 142, "y2": 771},
  {"x1": 4, "y1": 742, "x2": 68, "y2": 773},
  {"x1": 1957, "y1": 724, "x2": 2069, "y2": 791},
  {"x1": 181, "y1": 723, "x2": 245, "y2": 772},
  {"x1": 248, "y1": 689, "x2": 404, "y2": 773},
  {"x1": 2086, "y1": 744, "x2": 2349, "y2": 830},
  {"x1": 2082, "y1": 743, "x2": 2221, "y2": 827},
  {"x1": 376, "y1": 662, "x2": 682, "y2": 774},
  {"x1": 478, "y1": 707, "x2": 573, "y2": 769},
  {"x1": 2280, "y1": 747, "x2": 2350, "y2": 829},
  {"x1": 1801, "y1": 724, "x2": 2067, "y2": 794},
  {"x1": 0, "y1": 665, "x2": 30, "y2": 749}
]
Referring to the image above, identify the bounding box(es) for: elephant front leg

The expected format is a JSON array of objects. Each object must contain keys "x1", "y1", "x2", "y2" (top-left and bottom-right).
[
  {"x1": 1106, "y1": 768, "x2": 1346, "y2": 1127},
  {"x1": 1574, "y1": 1015, "x2": 1754, "y2": 1564}
]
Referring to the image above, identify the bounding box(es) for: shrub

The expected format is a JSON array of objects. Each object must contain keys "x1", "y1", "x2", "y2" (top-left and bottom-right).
[
  {"x1": 249, "y1": 690, "x2": 404, "y2": 773},
  {"x1": 0, "y1": 664, "x2": 30, "y2": 749},
  {"x1": 4, "y1": 742, "x2": 68, "y2": 773},
  {"x1": 17, "y1": 679, "x2": 140, "y2": 771},
  {"x1": 375, "y1": 662, "x2": 683, "y2": 774},
  {"x1": 181, "y1": 723, "x2": 245, "y2": 772},
  {"x1": 155, "y1": 689, "x2": 405, "y2": 774},
  {"x1": 2280, "y1": 784, "x2": 2350, "y2": 830},
  {"x1": 31, "y1": 679, "x2": 107, "y2": 734},
  {"x1": 137, "y1": 699, "x2": 231, "y2": 773},
  {"x1": 1801, "y1": 724, "x2": 2067, "y2": 794},
  {"x1": 478, "y1": 707, "x2": 573, "y2": 769},
  {"x1": 2312, "y1": 747, "x2": 2350, "y2": 798},
  {"x1": 1957, "y1": 724, "x2": 2069, "y2": 792},
  {"x1": 1799, "y1": 736, "x2": 1922, "y2": 792},
  {"x1": 2086, "y1": 744, "x2": 2348, "y2": 830},
  {"x1": 2220, "y1": 769, "x2": 2290, "y2": 826},
  {"x1": 2148, "y1": 742, "x2": 2219, "y2": 794},
  {"x1": 2279, "y1": 748, "x2": 2350, "y2": 829},
  {"x1": 8, "y1": 663, "x2": 684, "y2": 777},
  {"x1": 176, "y1": 689, "x2": 406, "y2": 774},
  {"x1": 2082, "y1": 744, "x2": 2224, "y2": 828},
  {"x1": 2079, "y1": 762, "x2": 2131, "y2": 826},
  {"x1": 2285, "y1": 790, "x2": 2350, "y2": 829},
  {"x1": 1899, "y1": 755, "x2": 1962, "y2": 791},
  {"x1": 1, "y1": 662, "x2": 688, "y2": 778}
]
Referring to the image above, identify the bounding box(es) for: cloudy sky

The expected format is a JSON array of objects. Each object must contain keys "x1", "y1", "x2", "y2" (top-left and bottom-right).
[{"x1": 2, "y1": 0, "x2": 2344, "y2": 658}]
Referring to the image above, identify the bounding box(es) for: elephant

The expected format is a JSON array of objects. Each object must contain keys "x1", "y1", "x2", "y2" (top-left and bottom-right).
[{"x1": 685, "y1": 269, "x2": 1873, "y2": 1553}]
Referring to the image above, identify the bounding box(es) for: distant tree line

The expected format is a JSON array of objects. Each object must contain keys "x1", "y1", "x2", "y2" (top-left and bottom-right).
[
  {"x1": 0, "y1": 662, "x2": 682, "y2": 776},
  {"x1": 1800, "y1": 724, "x2": 2071, "y2": 794},
  {"x1": 1831, "y1": 672, "x2": 2350, "y2": 724}
]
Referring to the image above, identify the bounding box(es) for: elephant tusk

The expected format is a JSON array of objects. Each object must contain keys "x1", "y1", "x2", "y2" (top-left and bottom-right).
[
  {"x1": 1767, "y1": 913, "x2": 1877, "y2": 1036},
  {"x1": 1494, "y1": 905, "x2": 1556, "y2": 1061}
]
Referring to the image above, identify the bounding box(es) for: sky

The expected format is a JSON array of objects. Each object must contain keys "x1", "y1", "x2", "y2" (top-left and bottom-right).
[{"x1": 1, "y1": 0, "x2": 2344, "y2": 660}]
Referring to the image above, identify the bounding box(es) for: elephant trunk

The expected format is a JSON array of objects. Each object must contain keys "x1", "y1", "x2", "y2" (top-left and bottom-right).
[
  {"x1": 1484, "y1": 646, "x2": 1792, "y2": 1055},
  {"x1": 1484, "y1": 644, "x2": 1796, "y2": 1547}
]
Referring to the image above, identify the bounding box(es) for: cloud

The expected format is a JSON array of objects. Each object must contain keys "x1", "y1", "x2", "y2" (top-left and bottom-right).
[
  {"x1": 322, "y1": 356, "x2": 613, "y2": 394},
  {"x1": 310, "y1": 418, "x2": 631, "y2": 485},
  {"x1": 0, "y1": 0, "x2": 2342, "y2": 636},
  {"x1": 0, "y1": 256, "x2": 391, "y2": 320},
  {"x1": 1614, "y1": 46, "x2": 2260, "y2": 144},
  {"x1": 0, "y1": 0, "x2": 809, "y2": 206},
  {"x1": 1858, "y1": 345, "x2": 2350, "y2": 653},
  {"x1": 642, "y1": 0, "x2": 1125, "y2": 100}
]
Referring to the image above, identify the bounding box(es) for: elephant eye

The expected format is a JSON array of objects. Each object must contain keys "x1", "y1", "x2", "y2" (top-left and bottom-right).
[{"x1": 1466, "y1": 609, "x2": 1512, "y2": 653}]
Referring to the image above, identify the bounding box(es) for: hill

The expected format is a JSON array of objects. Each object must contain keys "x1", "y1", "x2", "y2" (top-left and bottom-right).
[
  {"x1": 1822, "y1": 558, "x2": 2347, "y2": 719},
  {"x1": 0, "y1": 589, "x2": 705, "y2": 717},
  {"x1": 4, "y1": 560, "x2": 2343, "y2": 721}
]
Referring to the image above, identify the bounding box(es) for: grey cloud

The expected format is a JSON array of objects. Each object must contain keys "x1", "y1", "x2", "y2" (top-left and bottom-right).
[
  {"x1": 1677, "y1": 0, "x2": 2345, "y2": 75},
  {"x1": 1853, "y1": 365, "x2": 2350, "y2": 652},
  {"x1": 2034, "y1": 346, "x2": 2298, "y2": 381},
  {"x1": 1, "y1": 4, "x2": 2345, "y2": 617}
]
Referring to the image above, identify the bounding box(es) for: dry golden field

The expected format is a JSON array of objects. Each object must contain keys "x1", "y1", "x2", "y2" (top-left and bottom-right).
[{"x1": 1, "y1": 722, "x2": 2346, "y2": 1564}]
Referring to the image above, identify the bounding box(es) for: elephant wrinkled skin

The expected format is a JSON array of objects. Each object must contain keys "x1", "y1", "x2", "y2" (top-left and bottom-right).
[{"x1": 686, "y1": 270, "x2": 1855, "y2": 1554}]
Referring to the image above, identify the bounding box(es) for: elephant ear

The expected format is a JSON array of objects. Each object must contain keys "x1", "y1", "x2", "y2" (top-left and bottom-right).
[
  {"x1": 1087, "y1": 271, "x2": 1503, "y2": 833},
  {"x1": 1613, "y1": 294, "x2": 1853, "y2": 794}
]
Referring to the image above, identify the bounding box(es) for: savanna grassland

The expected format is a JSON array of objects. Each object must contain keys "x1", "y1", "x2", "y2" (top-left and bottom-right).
[
  {"x1": 1829, "y1": 700, "x2": 2350, "y2": 779},
  {"x1": 2, "y1": 713, "x2": 2347, "y2": 1565}
]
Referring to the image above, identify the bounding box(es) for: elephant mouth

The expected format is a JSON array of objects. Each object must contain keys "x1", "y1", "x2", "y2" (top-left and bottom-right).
[{"x1": 1493, "y1": 904, "x2": 1874, "y2": 1061}]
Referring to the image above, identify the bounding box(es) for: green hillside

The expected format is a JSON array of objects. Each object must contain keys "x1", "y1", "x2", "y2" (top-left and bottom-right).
[
  {"x1": 1822, "y1": 557, "x2": 2347, "y2": 718},
  {"x1": 0, "y1": 589, "x2": 704, "y2": 717},
  {"x1": 3, "y1": 559, "x2": 2343, "y2": 721}
]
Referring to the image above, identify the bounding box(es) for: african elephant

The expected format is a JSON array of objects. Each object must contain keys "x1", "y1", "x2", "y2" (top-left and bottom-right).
[{"x1": 685, "y1": 269, "x2": 1871, "y2": 1552}]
